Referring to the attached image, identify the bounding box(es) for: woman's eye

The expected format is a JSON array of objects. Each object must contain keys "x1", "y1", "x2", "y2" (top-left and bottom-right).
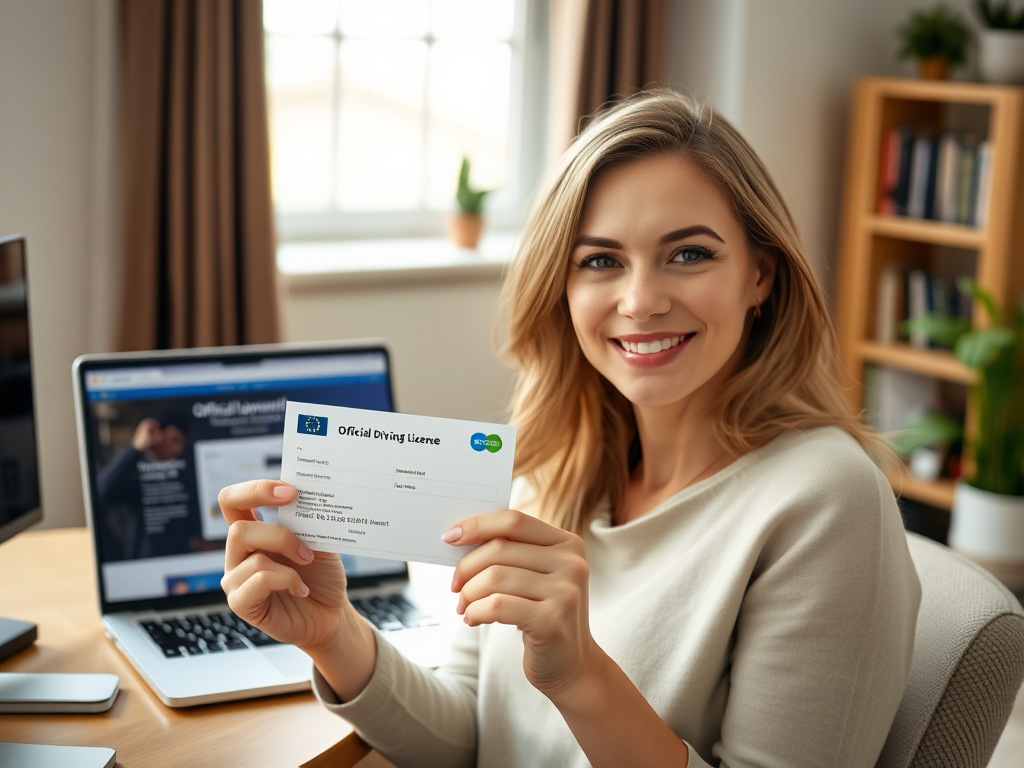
[
  {"x1": 671, "y1": 245, "x2": 717, "y2": 264},
  {"x1": 577, "y1": 254, "x2": 621, "y2": 270}
]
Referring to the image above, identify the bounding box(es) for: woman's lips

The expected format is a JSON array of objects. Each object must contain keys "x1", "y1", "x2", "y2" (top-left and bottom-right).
[{"x1": 610, "y1": 332, "x2": 696, "y2": 367}]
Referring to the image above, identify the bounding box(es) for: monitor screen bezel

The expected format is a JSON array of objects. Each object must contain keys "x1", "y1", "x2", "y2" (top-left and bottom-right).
[
  {"x1": 0, "y1": 234, "x2": 42, "y2": 544},
  {"x1": 74, "y1": 341, "x2": 404, "y2": 615}
]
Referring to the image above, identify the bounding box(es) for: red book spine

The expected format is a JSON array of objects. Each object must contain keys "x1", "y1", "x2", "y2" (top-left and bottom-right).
[{"x1": 877, "y1": 128, "x2": 900, "y2": 216}]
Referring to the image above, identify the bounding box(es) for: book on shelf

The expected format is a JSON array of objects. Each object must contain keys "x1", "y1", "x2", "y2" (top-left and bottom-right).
[
  {"x1": 875, "y1": 265, "x2": 902, "y2": 344},
  {"x1": 877, "y1": 127, "x2": 991, "y2": 227},
  {"x1": 935, "y1": 133, "x2": 960, "y2": 223},
  {"x1": 874, "y1": 266, "x2": 972, "y2": 346},
  {"x1": 974, "y1": 141, "x2": 994, "y2": 229},
  {"x1": 907, "y1": 269, "x2": 929, "y2": 349},
  {"x1": 862, "y1": 364, "x2": 940, "y2": 434}
]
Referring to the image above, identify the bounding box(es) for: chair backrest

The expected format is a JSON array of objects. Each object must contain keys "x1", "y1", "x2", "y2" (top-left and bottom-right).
[{"x1": 876, "y1": 532, "x2": 1024, "y2": 768}]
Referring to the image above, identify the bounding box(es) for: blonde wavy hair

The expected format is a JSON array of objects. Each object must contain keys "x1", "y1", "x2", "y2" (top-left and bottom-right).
[{"x1": 501, "y1": 89, "x2": 893, "y2": 534}]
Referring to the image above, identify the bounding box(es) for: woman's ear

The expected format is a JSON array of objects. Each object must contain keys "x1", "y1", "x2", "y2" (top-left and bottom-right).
[{"x1": 754, "y1": 248, "x2": 778, "y2": 296}]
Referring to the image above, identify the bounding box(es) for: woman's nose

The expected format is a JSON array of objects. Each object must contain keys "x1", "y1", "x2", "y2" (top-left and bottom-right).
[{"x1": 617, "y1": 267, "x2": 671, "y2": 322}]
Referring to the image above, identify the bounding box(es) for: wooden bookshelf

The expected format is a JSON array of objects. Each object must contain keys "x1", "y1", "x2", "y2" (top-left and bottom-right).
[
  {"x1": 858, "y1": 342, "x2": 976, "y2": 385},
  {"x1": 884, "y1": 469, "x2": 957, "y2": 510},
  {"x1": 836, "y1": 77, "x2": 1024, "y2": 510},
  {"x1": 866, "y1": 215, "x2": 984, "y2": 249}
]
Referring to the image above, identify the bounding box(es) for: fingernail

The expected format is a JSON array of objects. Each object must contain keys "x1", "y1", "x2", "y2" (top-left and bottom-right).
[
  {"x1": 298, "y1": 542, "x2": 314, "y2": 562},
  {"x1": 299, "y1": 581, "x2": 309, "y2": 596},
  {"x1": 441, "y1": 526, "x2": 462, "y2": 544},
  {"x1": 273, "y1": 485, "x2": 295, "y2": 499}
]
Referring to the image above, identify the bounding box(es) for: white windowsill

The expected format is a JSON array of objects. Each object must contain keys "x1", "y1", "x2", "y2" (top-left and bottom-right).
[{"x1": 278, "y1": 234, "x2": 518, "y2": 290}]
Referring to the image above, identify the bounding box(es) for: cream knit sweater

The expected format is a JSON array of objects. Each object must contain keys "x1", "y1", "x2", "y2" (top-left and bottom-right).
[{"x1": 313, "y1": 427, "x2": 921, "y2": 767}]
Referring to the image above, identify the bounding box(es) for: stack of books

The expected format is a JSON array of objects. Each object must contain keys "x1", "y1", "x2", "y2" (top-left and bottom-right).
[
  {"x1": 875, "y1": 265, "x2": 973, "y2": 348},
  {"x1": 876, "y1": 127, "x2": 993, "y2": 227}
]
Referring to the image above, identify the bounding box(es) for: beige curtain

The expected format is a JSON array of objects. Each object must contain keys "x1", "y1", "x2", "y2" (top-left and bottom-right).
[
  {"x1": 549, "y1": 0, "x2": 670, "y2": 159},
  {"x1": 117, "y1": 0, "x2": 279, "y2": 351}
]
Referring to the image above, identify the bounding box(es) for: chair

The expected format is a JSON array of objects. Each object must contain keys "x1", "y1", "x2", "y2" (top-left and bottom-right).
[
  {"x1": 305, "y1": 532, "x2": 1024, "y2": 768},
  {"x1": 876, "y1": 532, "x2": 1024, "y2": 768}
]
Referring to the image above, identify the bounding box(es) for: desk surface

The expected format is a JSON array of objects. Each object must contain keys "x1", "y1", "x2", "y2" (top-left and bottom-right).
[{"x1": 0, "y1": 528, "x2": 355, "y2": 767}]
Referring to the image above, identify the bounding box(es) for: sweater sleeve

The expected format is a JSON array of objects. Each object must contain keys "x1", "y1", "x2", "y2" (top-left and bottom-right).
[
  {"x1": 312, "y1": 624, "x2": 480, "y2": 767},
  {"x1": 709, "y1": 455, "x2": 921, "y2": 768}
]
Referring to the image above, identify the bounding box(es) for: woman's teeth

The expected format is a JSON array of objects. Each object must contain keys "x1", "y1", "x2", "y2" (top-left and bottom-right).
[{"x1": 619, "y1": 336, "x2": 686, "y2": 354}]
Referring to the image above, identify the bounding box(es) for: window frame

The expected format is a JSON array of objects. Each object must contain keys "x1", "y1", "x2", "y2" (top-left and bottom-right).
[{"x1": 267, "y1": 0, "x2": 550, "y2": 244}]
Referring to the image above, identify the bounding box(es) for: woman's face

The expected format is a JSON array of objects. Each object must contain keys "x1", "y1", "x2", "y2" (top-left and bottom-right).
[{"x1": 565, "y1": 153, "x2": 775, "y2": 410}]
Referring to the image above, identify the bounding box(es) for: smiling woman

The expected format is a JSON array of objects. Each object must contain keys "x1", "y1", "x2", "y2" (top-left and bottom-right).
[
  {"x1": 506, "y1": 91, "x2": 896, "y2": 534},
  {"x1": 217, "y1": 89, "x2": 922, "y2": 768}
]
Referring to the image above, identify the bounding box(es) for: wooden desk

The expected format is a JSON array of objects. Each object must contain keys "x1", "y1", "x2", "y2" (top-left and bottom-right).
[{"x1": 0, "y1": 528, "x2": 361, "y2": 767}]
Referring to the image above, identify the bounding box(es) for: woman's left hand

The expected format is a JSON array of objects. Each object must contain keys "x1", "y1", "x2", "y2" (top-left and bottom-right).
[{"x1": 445, "y1": 509, "x2": 599, "y2": 700}]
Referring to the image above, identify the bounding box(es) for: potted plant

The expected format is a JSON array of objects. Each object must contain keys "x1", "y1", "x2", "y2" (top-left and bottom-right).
[
  {"x1": 975, "y1": 0, "x2": 1024, "y2": 83},
  {"x1": 896, "y1": 4, "x2": 973, "y2": 80},
  {"x1": 446, "y1": 157, "x2": 492, "y2": 250},
  {"x1": 892, "y1": 412, "x2": 963, "y2": 482},
  {"x1": 902, "y1": 277, "x2": 1024, "y2": 589}
]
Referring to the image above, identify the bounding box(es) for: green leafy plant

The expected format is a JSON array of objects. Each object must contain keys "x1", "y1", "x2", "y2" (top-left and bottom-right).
[
  {"x1": 455, "y1": 157, "x2": 492, "y2": 215},
  {"x1": 891, "y1": 412, "x2": 963, "y2": 458},
  {"x1": 976, "y1": 0, "x2": 1024, "y2": 29},
  {"x1": 901, "y1": 277, "x2": 1024, "y2": 496},
  {"x1": 897, "y1": 5, "x2": 973, "y2": 65}
]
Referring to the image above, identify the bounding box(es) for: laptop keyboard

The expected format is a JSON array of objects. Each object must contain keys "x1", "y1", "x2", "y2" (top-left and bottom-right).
[
  {"x1": 141, "y1": 596, "x2": 438, "y2": 658},
  {"x1": 141, "y1": 612, "x2": 280, "y2": 658},
  {"x1": 349, "y1": 594, "x2": 440, "y2": 632}
]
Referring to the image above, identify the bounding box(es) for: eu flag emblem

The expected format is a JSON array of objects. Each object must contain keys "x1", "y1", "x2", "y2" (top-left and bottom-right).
[{"x1": 298, "y1": 414, "x2": 328, "y2": 436}]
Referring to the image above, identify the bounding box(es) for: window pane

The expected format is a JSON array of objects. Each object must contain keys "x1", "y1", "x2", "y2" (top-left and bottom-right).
[
  {"x1": 264, "y1": 0, "x2": 338, "y2": 35},
  {"x1": 338, "y1": 0, "x2": 430, "y2": 38},
  {"x1": 425, "y1": 41, "x2": 510, "y2": 209},
  {"x1": 266, "y1": 37, "x2": 335, "y2": 210},
  {"x1": 336, "y1": 40, "x2": 427, "y2": 211},
  {"x1": 431, "y1": 0, "x2": 515, "y2": 40}
]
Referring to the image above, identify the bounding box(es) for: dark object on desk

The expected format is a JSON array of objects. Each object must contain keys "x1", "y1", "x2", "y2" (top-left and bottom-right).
[
  {"x1": 0, "y1": 672, "x2": 119, "y2": 714},
  {"x1": 0, "y1": 742, "x2": 115, "y2": 768},
  {"x1": 0, "y1": 234, "x2": 42, "y2": 659},
  {"x1": 0, "y1": 616, "x2": 36, "y2": 662}
]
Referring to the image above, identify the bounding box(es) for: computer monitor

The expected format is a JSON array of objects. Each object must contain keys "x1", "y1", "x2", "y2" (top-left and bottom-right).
[{"x1": 0, "y1": 235, "x2": 42, "y2": 660}]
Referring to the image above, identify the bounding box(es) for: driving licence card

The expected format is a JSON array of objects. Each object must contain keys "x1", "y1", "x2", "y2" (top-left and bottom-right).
[{"x1": 277, "y1": 401, "x2": 517, "y2": 565}]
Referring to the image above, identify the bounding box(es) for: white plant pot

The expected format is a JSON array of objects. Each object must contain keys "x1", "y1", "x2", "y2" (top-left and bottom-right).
[
  {"x1": 949, "y1": 481, "x2": 1024, "y2": 591},
  {"x1": 979, "y1": 29, "x2": 1024, "y2": 84},
  {"x1": 909, "y1": 447, "x2": 943, "y2": 482}
]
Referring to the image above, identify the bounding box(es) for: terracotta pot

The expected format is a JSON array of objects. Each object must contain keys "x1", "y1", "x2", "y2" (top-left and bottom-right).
[
  {"x1": 948, "y1": 481, "x2": 1024, "y2": 592},
  {"x1": 917, "y1": 57, "x2": 949, "y2": 81},
  {"x1": 979, "y1": 29, "x2": 1024, "y2": 84},
  {"x1": 447, "y1": 213, "x2": 484, "y2": 249}
]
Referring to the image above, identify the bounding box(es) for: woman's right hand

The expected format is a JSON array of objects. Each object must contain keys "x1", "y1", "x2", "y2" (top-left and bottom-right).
[{"x1": 219, "y1": 480, "x2": 350, "y2": 655}]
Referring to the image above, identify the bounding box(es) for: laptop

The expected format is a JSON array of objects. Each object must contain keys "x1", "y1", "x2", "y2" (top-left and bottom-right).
[{"x1": 72, "y1": 341, "x2": 459, "y2": 707}]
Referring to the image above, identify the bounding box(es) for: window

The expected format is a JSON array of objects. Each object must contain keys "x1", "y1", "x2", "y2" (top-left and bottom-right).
[{"x1": 264, "y1": 0, "x2": 548, "y2": 242}]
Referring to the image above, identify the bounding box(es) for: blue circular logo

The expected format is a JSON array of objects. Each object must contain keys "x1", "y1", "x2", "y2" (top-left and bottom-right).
[{"x1": 470, "y1": 432, "x2": 502, "y2": 453}]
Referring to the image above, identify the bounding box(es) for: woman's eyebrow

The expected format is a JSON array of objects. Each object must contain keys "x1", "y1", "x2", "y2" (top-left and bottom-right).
[
  {"x1": 658, "y1": 225, "x2": 725, "y2": 244},
  {"x1": 572, "y1": 235, "x2": 622, "y2": 250},
  {"x1": 572, "y1": 225, "x2": 726, "y2": 250}
]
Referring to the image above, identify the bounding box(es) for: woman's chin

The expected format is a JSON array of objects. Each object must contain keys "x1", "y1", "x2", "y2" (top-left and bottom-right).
[{"x1": 609, "y1": 379, "x2": 701, "y2": 410}]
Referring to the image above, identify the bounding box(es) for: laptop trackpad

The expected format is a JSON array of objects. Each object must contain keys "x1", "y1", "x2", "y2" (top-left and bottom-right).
[{"x1": 262, "y1": 646, "x2": 312, "y2": 680}]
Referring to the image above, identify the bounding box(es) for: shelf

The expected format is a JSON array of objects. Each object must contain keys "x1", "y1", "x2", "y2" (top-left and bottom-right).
[
  {"x1": 866, "y1": 76, "x2": 1020, "y2": 106},
  {"x1": 859, "y1": 341, "x2": 976, "y2": 385},
  {"x1": 885, "y1": 468, "x2": 956, "y2": 510},
  {"x1": 866, "y1": 215, "x2": 984, "y2": 249}
]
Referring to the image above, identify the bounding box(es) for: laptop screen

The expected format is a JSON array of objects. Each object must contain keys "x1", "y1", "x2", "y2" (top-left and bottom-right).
[{"x1": 77, "y1": 346, "x2": 408, "y2": 610}]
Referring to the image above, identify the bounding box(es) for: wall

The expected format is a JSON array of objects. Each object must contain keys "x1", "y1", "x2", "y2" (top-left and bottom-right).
[
  {"x1": 0, "y1": 0, "x2": 119, "y2": 529},
  {"x1": 284, "y1": 274, "x2": 515, "y2": 424},
  {"x1": 667, "y1": 0, "x2": 979, "y2": 303}
]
